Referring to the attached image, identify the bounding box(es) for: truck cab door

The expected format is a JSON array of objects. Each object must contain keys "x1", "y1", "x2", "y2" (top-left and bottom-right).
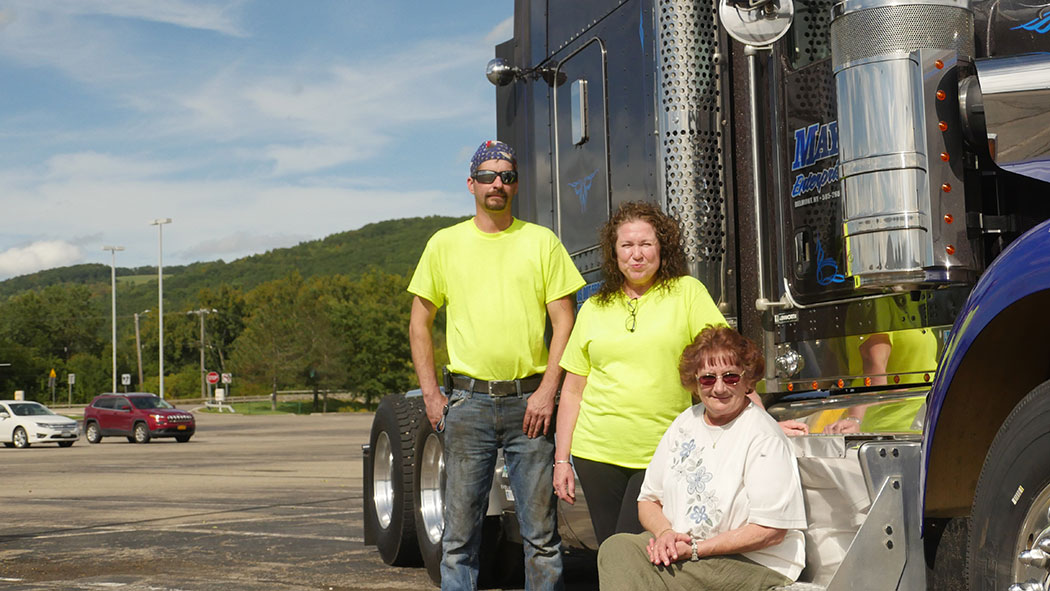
[{"x1": 552, "y1": 39, "x2": 610, "y2": 261}]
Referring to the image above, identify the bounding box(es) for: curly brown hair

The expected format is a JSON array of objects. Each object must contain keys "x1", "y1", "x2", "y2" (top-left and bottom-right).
[
  {"x1": 679, "y1": 325, "x2": 764, "y2": 403},
  {"x1": 592, "y1": 201, "x2": 688, "y2": 305}
]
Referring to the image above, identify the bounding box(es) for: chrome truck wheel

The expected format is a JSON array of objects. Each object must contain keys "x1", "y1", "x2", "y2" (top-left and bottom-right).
[
  {"x1": 368, "y1": 393, "x2": 424, "y2": 566},
  {"x1": 373, "y1": 430, "x2": 395, "y2": 529},
  {"x1": 1008, "y1": 486, "x2": 1050, "y2": 591},
  {"x1": 409, "y1": 409, "x2": 523, "y2": 588},
  {"x1": 413, "y1": 418, "x2": 445, "y2": 584},
  {"x1": 969, "y1": 380, "x2": 1050, "y2": 591}
]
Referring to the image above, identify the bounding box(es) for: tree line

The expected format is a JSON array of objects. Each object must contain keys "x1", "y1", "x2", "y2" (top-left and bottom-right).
[{"x1": 0, "y1": 217, "x2": 457, "y2": 408}]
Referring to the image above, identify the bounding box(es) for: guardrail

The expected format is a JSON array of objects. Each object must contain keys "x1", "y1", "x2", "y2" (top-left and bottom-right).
[{"x1": 48, "y1": 391, "x2": 368, "y2": 414}]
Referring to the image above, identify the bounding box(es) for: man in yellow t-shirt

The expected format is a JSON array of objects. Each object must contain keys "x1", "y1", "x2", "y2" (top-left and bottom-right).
[{"x1": 408, "y1": 140, "x2": 585, "y2": 590}]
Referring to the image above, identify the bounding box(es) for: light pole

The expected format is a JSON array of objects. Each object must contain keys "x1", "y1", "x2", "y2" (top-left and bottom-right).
[
  {"x1": 187, "y1": 308, "x2": 217, "y2": 400},
  {"x1": 151, "y1": 218, "x2": 172, "y2": 399},
  {"x1": 134, "y1": 309, "x2": 150, "y2": 388},
  {"x1": 102, "y1": 245, "x2": 124, "y2": 393}
]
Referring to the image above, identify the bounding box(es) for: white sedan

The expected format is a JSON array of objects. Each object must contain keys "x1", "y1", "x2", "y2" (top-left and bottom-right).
[{"x1": 0, "y1": 400, "x2": 80, "y2": 448}]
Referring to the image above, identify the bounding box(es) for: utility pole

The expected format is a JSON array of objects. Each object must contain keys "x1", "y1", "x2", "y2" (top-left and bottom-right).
[
  {"x1": 102, "y1": 245, "x2": 124, "y2": 393},
  {"x1": 134, "y1": 309, "x2": 150, "y2": 388},
  {"x1": 187, "y1": 308, "x2": 217, "y2": 400},
  {"x1": 151, "y1": 218, "x2": 172, "y2": 398}
]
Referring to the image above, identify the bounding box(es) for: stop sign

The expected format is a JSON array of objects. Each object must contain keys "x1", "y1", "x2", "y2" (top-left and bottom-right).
[{"x1": 206, "y1": 371, "x2": 220, "y2": 385}]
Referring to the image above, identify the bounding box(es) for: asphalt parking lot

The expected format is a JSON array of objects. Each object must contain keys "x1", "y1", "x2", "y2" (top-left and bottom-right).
[{"x1": 0, "y1": 410, "x2": 597, "y2": 590}]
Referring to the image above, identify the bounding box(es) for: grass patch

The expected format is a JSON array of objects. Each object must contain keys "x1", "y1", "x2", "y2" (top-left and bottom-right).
[
  {"x1": 198, "y1": 397, "x2": 373, "y2": 415},
  {"x1": 118, "y1": 274, "x2": 165, "y2": 286}
]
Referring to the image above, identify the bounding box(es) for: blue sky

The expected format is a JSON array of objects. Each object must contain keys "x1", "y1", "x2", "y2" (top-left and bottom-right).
[{"x1": 0, "y1": 0, "x2": 513, "y2": 278}]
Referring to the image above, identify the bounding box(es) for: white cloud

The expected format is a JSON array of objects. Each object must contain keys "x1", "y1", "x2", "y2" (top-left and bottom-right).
[
  {"x1": 3, "y1": 0, "x2": 244, "y2": 36},
  {"x1": 485, "y1": 17, "x2": 513, "y2": 45},
  {"x1": 179, "y1": 231, "x2": 310, "y2": 259},
  {"x1": 0, "y1": 241, "x2": 84, "y2": 279},
  {"x1": 0, "y1": 2, "x2": 508, "y2": 277},
  {"x1": 46, "y1": 152, "x2": 180, "y2": 180},
  {"x1": 173, "y1": 34, "x2": 495, "y2": 164},
  {"x1": 262, "y1": 141, "x2": 388, "y2": 176}
]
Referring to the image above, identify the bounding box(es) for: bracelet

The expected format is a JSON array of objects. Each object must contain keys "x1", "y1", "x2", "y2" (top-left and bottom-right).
[
  {"x1": 690, "y1": 539, "x2": 700, "y2": 561},
  {"x1": 656, "y1": 528, "x2": 673, "y2": 538},
  {"x1": 554, "y1": 460, "x2": 571, "y2": 466},
  {"x1": 844, "y1": 416, "x2": 862, "y2": 423}
]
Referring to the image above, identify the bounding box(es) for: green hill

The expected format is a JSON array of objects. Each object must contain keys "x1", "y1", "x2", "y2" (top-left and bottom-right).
[
  {"x1": 0, "y1": 215, "x2": 466, "y2": 313},
  {"x1": 0, "y1": 215, "x2": 465, "y2": 403}
]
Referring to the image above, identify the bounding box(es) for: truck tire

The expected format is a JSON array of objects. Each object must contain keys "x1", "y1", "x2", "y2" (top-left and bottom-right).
[
  {"x1": 413, "y1": 415, "x2": 445, "y2": 584},
  {"x1": 967, "y1": 380, "x2": 1050, "y2": 590},
  {"x1": 369, "y1": 393, "x2": 425, "y2": 566}
]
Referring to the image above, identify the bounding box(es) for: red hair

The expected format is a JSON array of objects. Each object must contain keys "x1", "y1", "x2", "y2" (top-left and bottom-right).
[{"x1": 679, "y1": 325, "x2": 764, "y2": 402}]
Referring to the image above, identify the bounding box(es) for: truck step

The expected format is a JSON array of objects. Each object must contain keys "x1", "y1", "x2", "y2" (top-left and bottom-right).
[{"x1": 774, "y1": 584, "x2": 826, "y2": 591}]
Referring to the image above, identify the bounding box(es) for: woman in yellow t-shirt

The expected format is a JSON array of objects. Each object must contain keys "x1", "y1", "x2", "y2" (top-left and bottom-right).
[{"x1": 553, "y1": 201, "x2": 728, "y2": 545}]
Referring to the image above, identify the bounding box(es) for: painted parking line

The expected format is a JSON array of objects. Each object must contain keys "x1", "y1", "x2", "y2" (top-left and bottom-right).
[{"x1": 19, "y1": 523, "x2": 362, "y2": 544}]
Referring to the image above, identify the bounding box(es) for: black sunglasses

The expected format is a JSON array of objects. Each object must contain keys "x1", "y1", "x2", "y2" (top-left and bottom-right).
[
  {"x1": 697, "y1": 372, "x2": 743, "y2": 387},
  {"x1": 473, "y1": 169, "x2": 518, "y2": 184}
]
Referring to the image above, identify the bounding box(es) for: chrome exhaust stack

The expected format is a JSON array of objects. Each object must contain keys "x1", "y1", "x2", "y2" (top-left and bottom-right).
[{"x1": 830, "y1": 0, "x2": 976, "y2": 289}]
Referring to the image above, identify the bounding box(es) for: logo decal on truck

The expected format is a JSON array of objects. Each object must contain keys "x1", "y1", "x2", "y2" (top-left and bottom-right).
[
  {"x1": 1012, "y1": 13, "x2": 1050, "y2": 33},
  {"x1": 791, "y1": 121, "x2": 839, "y2": 171},
  {"x1": 791, "y1": 120, "x2": 842, "y2": 202},
  {"x1": 815, "y1": 235, "x2": 846, "y2": 285},
  {"x1": 568, "y1": 169, "x2": 600, "y2": 211}
]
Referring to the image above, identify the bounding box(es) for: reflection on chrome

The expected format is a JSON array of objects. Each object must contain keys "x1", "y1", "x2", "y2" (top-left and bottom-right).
[{"x1": 971, "y1": 53, "x2": 1050, "y2": 183}]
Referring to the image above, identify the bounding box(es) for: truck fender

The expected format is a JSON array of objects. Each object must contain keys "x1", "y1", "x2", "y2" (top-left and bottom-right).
[{"x1": 922, "y1": 218, "x2": 1050, "y2": 516}]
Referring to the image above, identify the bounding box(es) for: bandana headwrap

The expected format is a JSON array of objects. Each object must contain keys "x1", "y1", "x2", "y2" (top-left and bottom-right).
[{"x1": 470, "y1": 140, "x2": 517, "y2": 175}]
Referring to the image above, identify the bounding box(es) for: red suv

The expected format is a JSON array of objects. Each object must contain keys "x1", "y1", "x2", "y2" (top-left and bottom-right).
[{"x1": 83, "y1": 393, "x2": 195, "y2": 444}]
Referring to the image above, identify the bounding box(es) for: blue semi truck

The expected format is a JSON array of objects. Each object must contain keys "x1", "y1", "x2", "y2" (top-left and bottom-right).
[{"x1": 364, "y1": 0, "x2": 1050, "y2": 588}]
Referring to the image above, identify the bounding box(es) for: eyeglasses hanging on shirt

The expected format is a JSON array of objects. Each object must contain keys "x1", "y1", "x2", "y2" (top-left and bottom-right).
[{"x1": 625, "y1": 298, "x2": 639, "y2": 332}]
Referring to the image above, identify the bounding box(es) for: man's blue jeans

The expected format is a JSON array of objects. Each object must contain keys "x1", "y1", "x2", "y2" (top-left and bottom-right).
[{"x1": 441, "y1": 388, "x2": 564, "y2": 590}]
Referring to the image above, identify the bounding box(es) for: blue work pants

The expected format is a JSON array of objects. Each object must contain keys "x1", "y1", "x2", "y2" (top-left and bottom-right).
[{"x1": 441, "y1": 388, "x2": 564, "y2": 590}]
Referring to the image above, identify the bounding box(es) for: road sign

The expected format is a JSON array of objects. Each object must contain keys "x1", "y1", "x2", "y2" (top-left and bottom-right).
[
  {"x1": 49, "y1": 368, "x2": 56, "y2": 379},
  {"x1": 68, "y1": 373, "x2": 75, "y2": 385},
  {"x1": 207, "y1": 371, "x2": 220, "y2": 385},
  {"x1": 121, "y1": 374, "x2": 132, "y2": 386},
  {"x1": 221, "y1": 373, "x2": 232, "y2": 384}
]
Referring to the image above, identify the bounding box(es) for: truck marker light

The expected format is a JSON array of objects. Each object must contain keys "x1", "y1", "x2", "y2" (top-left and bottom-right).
[
  {"x1": 936, "y1": 90, "x2": 947, "y2": 101},
  {"x1": 837, "y1": 379, "x2": 844, "y2": 388},
  {"x1": 811, "y1": 381, "x2": 818, "y2": 390},
  {"x1": 787, "y1": 383, "x2": 795, "y2": 392},
  {"x1": 924, "y1": 373, "x2": 931, "y2": 382},
  {"x1": 934, "y1": 59, "x2": 944, "y2": 70},
  {"x1": 944, "y1": 214, "x2": 954, "y2": 224},
  {"x1": 938, "y1": 121, "x2": 948, "y2": 132},
  {"x1": 946, "y1": 245, "x2": 956, "y2": 255},
  {"x1": 865, "y1": 377, "x2": 872, "y2": 386},
  {"x1": 940, "y1": 152, "x2": 950, "y2": 162},
  {"x1": 893, "y1": 375, "x2": 901, "y2": 384},
  {"x1": 942, "y1": 183, "x2": 952, "y2": 192}
]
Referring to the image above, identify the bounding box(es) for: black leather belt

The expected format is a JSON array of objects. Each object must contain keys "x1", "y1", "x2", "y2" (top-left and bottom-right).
[{"x1": 450, "y1": 373, "x2": 543, "y2": 397}]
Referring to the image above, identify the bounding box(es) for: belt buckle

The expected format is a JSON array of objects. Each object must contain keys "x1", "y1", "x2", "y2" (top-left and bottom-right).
[{"x1": 487, "y1": 380, "x2": 496, "y2": 396}]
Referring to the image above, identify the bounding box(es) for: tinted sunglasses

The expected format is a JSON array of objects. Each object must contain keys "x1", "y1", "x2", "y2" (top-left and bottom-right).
[
  {"x1": 697, "y1": 372, "x2": 743, "y2": 387},
  {"x1": 472, "y1": 169, "x2": 518, "y2": 184}
]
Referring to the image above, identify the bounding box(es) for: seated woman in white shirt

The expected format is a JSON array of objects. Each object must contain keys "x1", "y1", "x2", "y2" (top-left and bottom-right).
[{"x1": 598, "y1": 325, "x2": 808, "y2": 590}]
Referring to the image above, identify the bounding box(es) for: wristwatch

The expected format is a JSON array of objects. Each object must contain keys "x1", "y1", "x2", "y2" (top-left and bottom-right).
[{"x1": 690, "y1": 539, "x2": 700, "y2": 561}]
